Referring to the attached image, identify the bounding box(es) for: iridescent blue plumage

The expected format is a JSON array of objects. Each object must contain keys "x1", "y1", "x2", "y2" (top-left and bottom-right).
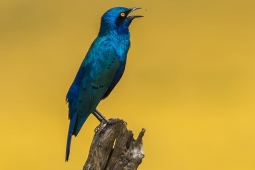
[{"x1": 65, "y1": 7, "x2": 143, "y2": 161}]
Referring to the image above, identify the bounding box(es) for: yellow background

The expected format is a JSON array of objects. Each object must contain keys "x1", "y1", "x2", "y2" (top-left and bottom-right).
[{"x1": 1, "y1": 0, "x2": 255, "y2": 169}]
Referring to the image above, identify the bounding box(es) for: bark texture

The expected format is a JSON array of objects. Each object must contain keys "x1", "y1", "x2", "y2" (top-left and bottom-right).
[{"x1": 83, "y1": 119, "x2": 145, "y2": 170}]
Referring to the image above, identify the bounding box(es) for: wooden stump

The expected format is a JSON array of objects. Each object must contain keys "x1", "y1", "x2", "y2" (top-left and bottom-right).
[{"x1": 83, "y1": 119, "x2": 145, "y2": 170}]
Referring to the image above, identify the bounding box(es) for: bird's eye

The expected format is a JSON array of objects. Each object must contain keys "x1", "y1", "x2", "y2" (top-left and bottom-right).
[{"x1": 120, "y1": 12, "x2": 126, "y2": 17}]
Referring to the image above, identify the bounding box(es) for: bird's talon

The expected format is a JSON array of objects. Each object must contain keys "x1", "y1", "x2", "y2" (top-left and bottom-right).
[
  {"x1": 94, "y1": 126, "x2": 99, "y2": 133},
  {"x1": 102, "y1": 119, "x2": 111, "y2": 124},
  {"x1": 94, "y1": 122, "x2": 106, "y2": 133}
]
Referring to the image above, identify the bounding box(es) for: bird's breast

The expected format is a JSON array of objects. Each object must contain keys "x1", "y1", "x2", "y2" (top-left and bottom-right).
[{"x1": 114, "y1": 39, "x2": 130, "y2": 62}]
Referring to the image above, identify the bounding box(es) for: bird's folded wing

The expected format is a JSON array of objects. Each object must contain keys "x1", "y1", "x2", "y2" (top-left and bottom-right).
[{"x1": 76, "y1": 40, "x2": 120, "y2": 117}]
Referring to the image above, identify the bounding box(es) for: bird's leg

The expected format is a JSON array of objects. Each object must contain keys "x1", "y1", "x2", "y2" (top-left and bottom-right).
[
  {"x1": 92, "y1": 111, "x2": 106, "y2": 133},
  {"x1": 92, "y1": 109, "x2": 120, "y2": 133},
  {"x1": 92, "y1": 111, "x2": 103, "y2": 122},
  {"x1": 93, "y1": 109, "x2": 111, "y2": 124}
]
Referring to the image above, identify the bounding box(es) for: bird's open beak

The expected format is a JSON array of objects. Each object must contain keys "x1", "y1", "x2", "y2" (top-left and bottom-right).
[{"x1": 128, "y1": 7, "x2": 143, "y2": 19}]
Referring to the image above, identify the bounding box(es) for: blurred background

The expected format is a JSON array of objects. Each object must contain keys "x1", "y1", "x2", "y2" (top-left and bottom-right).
[{"x1": 1, "y1": 0, "x2": 255, "y2": 169}]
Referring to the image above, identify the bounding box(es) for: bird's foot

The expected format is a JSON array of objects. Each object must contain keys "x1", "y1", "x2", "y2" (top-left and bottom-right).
[
  {"x1": 94, "y1": 122, "x2": 106, "y2": 133},
  {"x1": 92, "y1": 109, "x2": 119, "y2": 124},
  {"x1": 106, "y1": 118, "x2": 120, "y2": 124},
  {"x1": 94, "y1": 118, "x2": 120, "y2": 133}
]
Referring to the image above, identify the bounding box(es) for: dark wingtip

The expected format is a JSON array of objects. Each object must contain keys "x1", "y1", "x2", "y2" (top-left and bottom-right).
[
  {"x1": 65, "y1": 134, "x2": 71, "y2": 162},
  {"x1": 65, "y1": 113, "x2": 77, "y2": 162},
  {"x1": 65, "y1": 154, "x2": 69, "y2": 162}
]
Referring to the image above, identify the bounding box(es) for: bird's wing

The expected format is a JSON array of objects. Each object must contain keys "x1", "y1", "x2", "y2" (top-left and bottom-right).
[
  {"x1": 102, "y1": 62, "x2": 126, "y2": 99},
  {"x1": 66, "y1": 66, "x2": 85, "y2": 119},
  {"x1": 76, "y1": 39, "x2": 120, "y2": 118}
]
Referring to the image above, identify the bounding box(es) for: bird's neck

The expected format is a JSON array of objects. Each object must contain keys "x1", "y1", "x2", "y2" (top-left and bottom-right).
[
  {"x1": 98, "y1": 30, "x2": 130, "y2": 61},
  {"x1": 112, "y1": 31, "x2": 131, "y2": 61},
  {"x1": 98, "y1": 27, "x2": 130, "y2": 38}
]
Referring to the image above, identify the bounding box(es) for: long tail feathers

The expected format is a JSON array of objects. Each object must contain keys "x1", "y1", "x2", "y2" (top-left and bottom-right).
[{"x1": 65, "y1": 113, "x2": 77, "y2": 161}]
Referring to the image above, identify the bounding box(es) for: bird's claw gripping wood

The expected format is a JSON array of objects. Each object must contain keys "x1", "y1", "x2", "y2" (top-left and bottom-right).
[
  {"x1": 94, "y1": 118, "x2": 120, "y2": 133},
  {"x1": 92, "y1": 109, "x2": 110, "y2": 124},
  {"x1": 92, "y1": 109, "x2": 120, "y2": 124},
  {"x1": 92, "y1": 109, "x2": 117, "y2": 133}
]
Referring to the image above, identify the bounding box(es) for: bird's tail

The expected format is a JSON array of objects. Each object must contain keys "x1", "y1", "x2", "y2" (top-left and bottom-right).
[{"x1": 65, "y1": 113, "x2": 77, "y2": 161}]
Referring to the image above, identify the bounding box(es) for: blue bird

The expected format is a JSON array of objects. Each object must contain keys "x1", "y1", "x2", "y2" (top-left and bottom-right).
[{"x1": 65, "y1": 7, "x2": 143, "y2": 161}]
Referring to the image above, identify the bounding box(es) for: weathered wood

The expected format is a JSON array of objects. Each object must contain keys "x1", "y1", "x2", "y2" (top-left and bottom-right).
[{"x1": 83, "y1": 119, "x2": 145, "y2": 170}]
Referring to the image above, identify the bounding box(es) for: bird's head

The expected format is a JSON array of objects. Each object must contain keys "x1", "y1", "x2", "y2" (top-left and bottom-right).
[{"x1": 99, "y1": 7, "x2": 143, "y2": 36}]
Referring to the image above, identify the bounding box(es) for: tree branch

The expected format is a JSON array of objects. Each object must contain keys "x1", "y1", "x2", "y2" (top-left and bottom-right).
[{"x1": 83, "y1": 119, "x2": 145, "y2": 170}]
